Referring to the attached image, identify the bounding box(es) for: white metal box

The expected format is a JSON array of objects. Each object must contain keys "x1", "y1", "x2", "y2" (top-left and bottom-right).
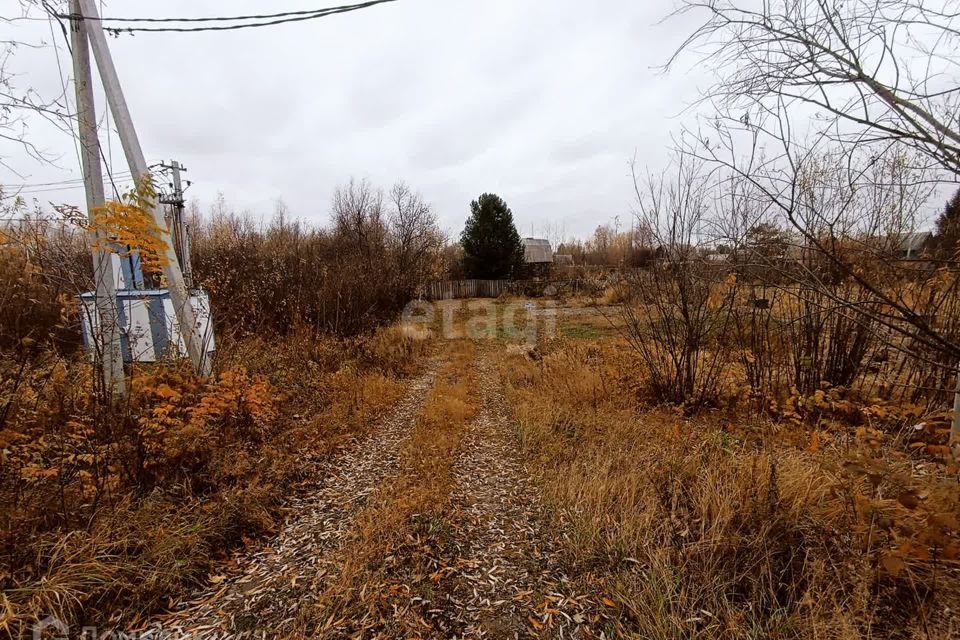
[{"x1": 79, "y1": 289, "x2": 215, "y2": 363}]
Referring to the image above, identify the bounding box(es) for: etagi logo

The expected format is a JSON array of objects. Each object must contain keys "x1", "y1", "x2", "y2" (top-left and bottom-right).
[{"x1": 401, "y1": 299, "x2": 557, "y2": 346}]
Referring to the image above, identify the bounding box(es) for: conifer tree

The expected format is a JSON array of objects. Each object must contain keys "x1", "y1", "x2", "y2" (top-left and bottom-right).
[{"x1": 460, "y1": 193, "x2": 524, "y2": 279}]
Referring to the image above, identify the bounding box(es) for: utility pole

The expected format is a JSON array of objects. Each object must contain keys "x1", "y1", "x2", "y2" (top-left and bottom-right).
[
  {"x1": 69, "y1": 0, "x2": 126, "y2": 398},
  {"x1": 77, "y1": 0, "x2": 211, "y2": 377},
  {"x1": 159, "y1": 160, "x2": 194, "y2": 288}
]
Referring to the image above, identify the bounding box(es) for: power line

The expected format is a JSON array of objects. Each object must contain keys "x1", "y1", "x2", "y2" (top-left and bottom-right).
[
  {"x1": 58, "y1": 0, "x2": 399, "y2": 34},
  {"x1": 0, "y1": 216, "x2": 85, "y2": 223},
  {"x1": 3, "y1": 182, "x2": 132, "y2": 196},
  {"x1": 60, "y1": 0, "x2": 398, "y2": 24},
  {"x1": 1, "y1": 172, "x2": 134, "y2": 189}
]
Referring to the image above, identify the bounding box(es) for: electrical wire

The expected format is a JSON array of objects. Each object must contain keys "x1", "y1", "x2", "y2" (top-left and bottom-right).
[
  {"x1": 61, "y1": 0, "x2": 398, "y2": 24},
  {"x1": 4, "y1": 183, "x2": 129, "y2": 196},
  {"x1": 60, "y1": 0, "x2": 398, "y2": 34},
  {"x1": 2, "y1": 172, "x2": 134, "y2": 189}
]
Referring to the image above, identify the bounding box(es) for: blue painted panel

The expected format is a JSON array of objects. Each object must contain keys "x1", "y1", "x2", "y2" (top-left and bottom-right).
[
  {"x1": 115, "y1": 297, "x2": 132, "y2": 362},
  {"x1": 146, "y1": 297, "x2": 169, "y2": 358}
]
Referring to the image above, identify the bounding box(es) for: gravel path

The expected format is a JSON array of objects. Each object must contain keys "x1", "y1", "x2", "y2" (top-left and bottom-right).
[
  {"x1": 438, "y1": 351, "x2": 597, "y2": 639},
  {"x1": 141, "y1": 365, "x2": 440, "y2": 640}
]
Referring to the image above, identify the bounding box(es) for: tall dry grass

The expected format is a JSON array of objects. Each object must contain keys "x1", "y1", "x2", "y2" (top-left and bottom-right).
[
  {"x1": 500, "y1": 338, "x2": 960, "y2": 639},
  {"x1": 0, "y1": 326, "x2": 432, "y2": 634}
]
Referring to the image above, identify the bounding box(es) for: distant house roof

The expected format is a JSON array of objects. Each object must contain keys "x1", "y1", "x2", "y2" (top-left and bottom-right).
[
  {"x1": 523, "y1": 237, "x2": 553, "y2": 263},
  {"x1": 554, "y1": 253, "x2": 574, "y2": 266},
  {"x1": 896, "y1": 231, "x2": 933, "y2": 254}
]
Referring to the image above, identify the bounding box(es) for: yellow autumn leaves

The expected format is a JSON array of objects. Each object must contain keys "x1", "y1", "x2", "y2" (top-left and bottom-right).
[
  {"x1": 135, "y1": 366, "x2": 277, "y2": 470},
  {"x1": 87, "y1": 176, "x2": 170, "y2": 276}
]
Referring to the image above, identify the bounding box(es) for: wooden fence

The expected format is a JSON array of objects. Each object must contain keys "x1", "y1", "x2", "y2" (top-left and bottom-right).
[
  {"x1": 425, "y1": 279, "x2": 508, "y2": 300},
  {"x1": 423, "y1": 279, "x2": 585, "y2": 301}
]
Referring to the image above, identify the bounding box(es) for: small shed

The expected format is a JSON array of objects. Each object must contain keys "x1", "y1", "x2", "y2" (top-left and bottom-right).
[
  {"x1": 553, "y1": 253, "x2": 574, "y2": 266},
  {"x1": 522, "y1": 238, "x2": 553, "y2": 279},
  {"x1": 896, "y1": 231, "x2": 933, "y2": 258},
  {"x1": 523, "y1": 238, "x2": 553, "y2": 264}
]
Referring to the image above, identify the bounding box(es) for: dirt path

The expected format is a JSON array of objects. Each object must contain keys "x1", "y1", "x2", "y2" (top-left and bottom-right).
[
  {"x1": 141, "y1": 347, "x2": 601, "y2": 639},
  {"x1": 142, "y1": 364, "x2": 440, "y2": 639},
  {"x1": 437, "y1": 351, "x2": 597, "y2": 639}
]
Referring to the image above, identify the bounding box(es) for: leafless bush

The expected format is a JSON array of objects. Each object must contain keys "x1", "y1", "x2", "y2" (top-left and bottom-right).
[
  {"x1": 670, "y1": 0, "x2": 960, "y2": 441},
  {"x1": 780, "y1": 284, "x2": 881, "y2": 394},
  {"x1": 715, "y1": 156, "x2": 950, "y2": 408},
  {"x1": 191, "y1": 179, "x2": 444, "y2": 337},
  {"x1": 621, "y1": 154, "x2": 739, "y2": 407},
  {"x1": 0, "y1": 212, "x2": 90, "y2": 351},
  {"x1": 624, "y1": 138, "x2": 958, "y2": 415},
  {"x1": 731, "y1": 284, "x2": 780, "y2": 401}
]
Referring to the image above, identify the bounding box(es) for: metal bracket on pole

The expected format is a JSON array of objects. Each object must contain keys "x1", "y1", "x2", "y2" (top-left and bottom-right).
[{"x1": 158, "y1": 160, "x2": 194, "y2": 288}]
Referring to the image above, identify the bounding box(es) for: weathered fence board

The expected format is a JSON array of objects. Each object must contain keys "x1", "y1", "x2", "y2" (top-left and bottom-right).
[
  {"x1": 423, "y1": 279, "x2": 583, "y2": 300},
  {"x1": 425, "y1": 279, "x2": 507, "y2": 300}
]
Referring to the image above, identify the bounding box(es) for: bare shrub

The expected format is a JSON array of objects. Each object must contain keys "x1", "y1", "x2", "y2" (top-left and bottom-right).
[
  {"x1": 672, "y1": 0, "x2": 960, "y2": 445},
  {"x1": 781, "y1": 284, "x2": 880, "y2": 394},
  {"x1": 192, "y1": 180, "x2": 443, "y2": 337},
  {"x1": 0, "y1": 214, "x2": 89, "y2": 352},
  {"x1": 621, "y1": 154, "x2": 739, "y2": 407}
]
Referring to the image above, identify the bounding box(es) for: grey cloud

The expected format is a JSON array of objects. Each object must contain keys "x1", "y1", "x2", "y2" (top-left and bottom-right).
[{"x1": 1, "y1": 0, "x2": 714, "y2": 238}]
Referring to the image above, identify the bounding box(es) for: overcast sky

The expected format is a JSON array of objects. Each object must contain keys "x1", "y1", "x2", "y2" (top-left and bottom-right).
[{"x1": 1, "y1": 0, "x2": 711, "y2": 240}]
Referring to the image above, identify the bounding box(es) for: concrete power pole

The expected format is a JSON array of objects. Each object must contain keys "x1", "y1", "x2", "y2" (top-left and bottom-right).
[
  {"x1": 69, "y1": 0, "x2": 126, "y2": 398},
  {"x1": 77, "y1": 0, "x2": 211, "y2": 377}
]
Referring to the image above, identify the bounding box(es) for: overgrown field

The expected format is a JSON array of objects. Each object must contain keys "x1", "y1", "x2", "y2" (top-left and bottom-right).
[
  {"x1": 0, "y1": 188, "x2": 441, "y2": 634},
  {"x1": 0, "y1": 326, "x2": 431, "y2": 634},
  {"x1": 498, "y1": 302, "x2": 960, "y2": 639},
  {"x1": 5, "y1": 183, "x2": 960, "y2": 638}
]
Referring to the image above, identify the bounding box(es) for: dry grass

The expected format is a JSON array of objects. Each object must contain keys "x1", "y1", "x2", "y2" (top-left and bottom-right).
[
  {"x1": 0, "y1": 325, "x2": 432, "y2": 634},
  {"x1": 598, "y1": 282, "x2": 632, "y2": 306},
  {"x1": 499, "y1": 336, "x2": 960, "y2": 639},
  {"x1": 299, "y1": 340, "x2": 480, "y2": 636}
]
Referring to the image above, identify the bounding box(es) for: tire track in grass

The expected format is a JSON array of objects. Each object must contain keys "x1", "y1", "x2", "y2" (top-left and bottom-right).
[
  {"x1": 141, "y1": 361, "x2": 442, "y2": 639},
  {"x1": 299, "y1": 341, "x2": 480, "y2": 638},
  {"x1": 439, "y1": 349, "x2": 599, "y2": 639}
]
